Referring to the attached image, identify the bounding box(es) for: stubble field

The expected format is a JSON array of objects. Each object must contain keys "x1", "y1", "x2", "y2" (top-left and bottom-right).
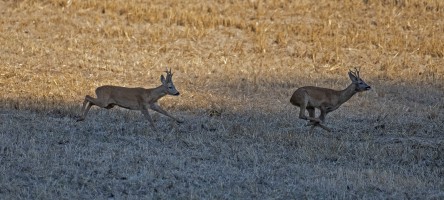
[{"x1": 1, "y1": 0, "x2": 443, "y2": 199}]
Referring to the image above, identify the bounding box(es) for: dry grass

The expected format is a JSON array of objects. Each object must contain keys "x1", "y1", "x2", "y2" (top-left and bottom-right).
[{"x1": 1, "y1": 0, "x2": 443, "y2": 199}]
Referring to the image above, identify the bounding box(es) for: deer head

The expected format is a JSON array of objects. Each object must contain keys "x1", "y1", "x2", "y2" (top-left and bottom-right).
[
  {"x1": 348, "y1": 68, "x2": 371, "y2": 92},
  {"x1": 161, "y1": 68, "x2": 180, "y2": 96}
]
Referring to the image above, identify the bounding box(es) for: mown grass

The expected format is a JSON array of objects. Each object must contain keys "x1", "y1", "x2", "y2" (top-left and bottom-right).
[{"x1": 1, "y1": 0, "x2": 443, "y2": 199}]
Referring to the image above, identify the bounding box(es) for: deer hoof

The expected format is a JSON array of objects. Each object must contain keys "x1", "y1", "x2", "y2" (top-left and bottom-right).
[
  {"x1": 306, "y1": 121, "x2": 321, "y2": 127},
  {"x1": 306, "y1": 120, "x2": 319, "y2": 126}
]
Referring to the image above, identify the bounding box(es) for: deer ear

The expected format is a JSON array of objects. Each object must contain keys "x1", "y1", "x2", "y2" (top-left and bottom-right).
[
  {"x1": 161, "y1": 75, "x2": 166, "y2": 84},
  {"x1": 348, "y1": 71, "x2": 359, "y2": 82}
]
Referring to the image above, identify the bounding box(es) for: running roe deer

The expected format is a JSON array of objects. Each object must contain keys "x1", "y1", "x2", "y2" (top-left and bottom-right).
[
  {"x1": 77, "y1": 69, "x2": 183, "y2": 130},
  {"x1": 290, "y1": 68, "x2": 371, "y2": 132}
]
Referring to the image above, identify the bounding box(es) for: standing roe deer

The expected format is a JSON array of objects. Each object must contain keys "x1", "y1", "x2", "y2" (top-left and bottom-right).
[
  {"x1": 290, "y1": 68, "x2": 371, "y2": 132},
  {"x1": 77, "y1": 69, "x2": 183, "y2": 130}
]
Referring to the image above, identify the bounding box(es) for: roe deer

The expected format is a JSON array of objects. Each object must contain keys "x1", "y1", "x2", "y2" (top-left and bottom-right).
[
  {"x1": 77, "y1": 69, "x2": 183, "y2": 130},
  {"x1": 290, "y1": 68, "x2": 371, "y2": 132}
]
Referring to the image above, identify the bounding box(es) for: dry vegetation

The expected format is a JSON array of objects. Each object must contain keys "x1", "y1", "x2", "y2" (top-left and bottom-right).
[{"x1": 1, "y1": 0, "x2": 443, "y2": 199}]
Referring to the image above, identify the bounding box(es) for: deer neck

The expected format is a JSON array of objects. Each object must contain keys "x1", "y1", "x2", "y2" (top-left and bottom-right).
[
  {"x1": 338, "y1": 83, "x2": 357, "y2": 105},
  {"x1": 149, "y1": 85, "x2": 168, "y2": 102}
]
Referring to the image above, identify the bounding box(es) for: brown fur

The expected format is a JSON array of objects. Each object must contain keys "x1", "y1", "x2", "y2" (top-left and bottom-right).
[
  {"x1": 77, "y1": 70, "x2": 182, "y2": 130},
  {"x1": 290, "y1": 69, "x2": 371, "y2": 132}
]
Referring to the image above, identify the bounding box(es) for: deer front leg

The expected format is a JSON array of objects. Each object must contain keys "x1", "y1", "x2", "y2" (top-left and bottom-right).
[
  {"x1": 150, "y1": 103, "x2": 183, "y2": 123},
  {"x1": 315, "y1": 107, "x2": 331, "y2": 132},
  {"x1": 307, "y1": 108, "x2": 331, "y2": 132},
  {"x1": 319, "y1": 107, "x2": 328, "y2": 123},
  {"x1": 307, "y1": 107, "x2": 316, "y2": 134},
  {"x1": 306, "y1": 107, "x2": 317, "y2": 126},
  {"x1": 141, "y1": 109, "x2": 157, "y2": 131}
]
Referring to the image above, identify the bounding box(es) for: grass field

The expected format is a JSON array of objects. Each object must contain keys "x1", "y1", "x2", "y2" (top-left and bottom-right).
[{"x1": 1, "y1": 0, "x2": 443, "y2": 199}]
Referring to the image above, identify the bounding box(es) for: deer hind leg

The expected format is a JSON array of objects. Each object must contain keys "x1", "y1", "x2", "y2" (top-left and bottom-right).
[
  {"x1": 77, "y1": 96, "x2": 94, "y2": 121},
  {"x1": 85, "y1": 95, "x2": 113, "y2": 108},
  {"x1": 77, "y1": 95, "x2": 113, "y2": 122},
  {"x1": 150, "y1": 103, "x2": 183, "y2": 123},
  {"x1": 298, "y1": 96, "x2": 321, "y2": 123}
]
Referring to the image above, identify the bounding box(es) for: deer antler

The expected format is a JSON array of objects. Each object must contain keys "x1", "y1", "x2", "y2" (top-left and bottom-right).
[
  {"x1": 164, "y1": 68, "x2": 173, "y2": 75},
  {"x1": 164, "y1": 68, "x2": 173, "y2": 82},
  {"x1": 349, "y1": 68, "x2": 360, "y2": 78},
  {"x1": 355, "y1": 67, "x2": 360, "y2": 78}
]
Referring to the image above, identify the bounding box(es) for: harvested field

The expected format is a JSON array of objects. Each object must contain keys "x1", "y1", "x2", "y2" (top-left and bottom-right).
[{"x1": 1, "y1": 0, "x2": 443, "y2": 199}]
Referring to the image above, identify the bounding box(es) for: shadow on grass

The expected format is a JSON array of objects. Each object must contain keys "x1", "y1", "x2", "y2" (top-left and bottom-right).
[
  {"x1": 0, "y1": 79, "x2": 443, "y2": 199},
  {"x1": 1, "y1": 77, "x2": 443, "y2": 130}
]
